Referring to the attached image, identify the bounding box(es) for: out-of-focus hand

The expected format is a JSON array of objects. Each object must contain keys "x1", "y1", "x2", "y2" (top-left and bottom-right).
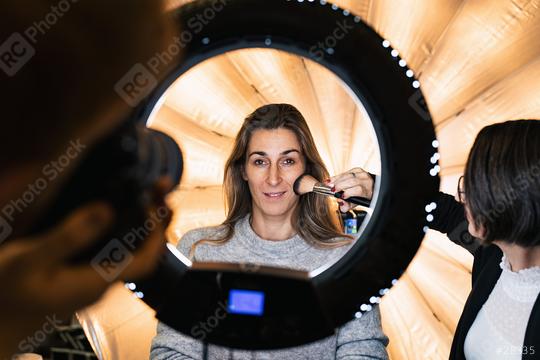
[
  {"x1": 0, "y1": 178, "x2": 173, "y2": 358},
  {"x1": 326, "y1": 167, "x2": 374, "y2": 213}
]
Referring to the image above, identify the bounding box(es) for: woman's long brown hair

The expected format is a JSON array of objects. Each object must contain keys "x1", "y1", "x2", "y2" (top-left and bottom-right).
[{"x1": 189, "y1": 104, "x2": 352, "y2": 257}]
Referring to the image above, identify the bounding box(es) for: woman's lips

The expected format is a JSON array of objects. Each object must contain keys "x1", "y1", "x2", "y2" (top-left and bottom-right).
[{"x1": 263, "y1": 191, "x2": 286, "y2": 199}]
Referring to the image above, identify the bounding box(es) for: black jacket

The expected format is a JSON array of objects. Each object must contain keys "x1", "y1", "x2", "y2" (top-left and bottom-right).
[{"x1": 431, "y1": 193, "x2": 540, "y2": 360}]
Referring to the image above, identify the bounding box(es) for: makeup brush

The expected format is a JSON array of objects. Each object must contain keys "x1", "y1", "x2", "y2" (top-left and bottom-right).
[{"x1": 293, "y1": 174, "x2": 371, "y2": 207}]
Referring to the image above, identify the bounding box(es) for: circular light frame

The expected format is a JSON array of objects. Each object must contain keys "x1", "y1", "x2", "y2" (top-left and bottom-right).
[{"x1": 136, "y1": 0, "x2": 439, "y2": 350}]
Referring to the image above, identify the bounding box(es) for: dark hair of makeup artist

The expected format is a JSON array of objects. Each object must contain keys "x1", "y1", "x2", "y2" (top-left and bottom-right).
[{"x1": 463, "y1": 119, "x2": 540, "y2": 247}]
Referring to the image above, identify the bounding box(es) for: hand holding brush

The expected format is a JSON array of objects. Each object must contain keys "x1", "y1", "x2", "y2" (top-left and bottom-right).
[{"x1": 293, "y1": 167, "x2": 374, "y2": 211}]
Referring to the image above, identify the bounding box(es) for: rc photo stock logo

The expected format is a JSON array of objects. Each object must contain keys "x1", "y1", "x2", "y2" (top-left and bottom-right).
[
  {"x1": 0, "y1": 139, "x2": 86, "y2": 245},
  {"x1": 408, "y1": 89, "x2": 431, "y2": 122},
  {"x1": 0, "y1": 33, "x2": 35, "y2": 76},
  {"x1": 114, "y1": 0, "x2": 229, "y2": 107},
  {"x1": 114, "y1": 63, "x2": 159, "y2": 108},
  {"x1": 91, "y1": 205, "x2": 170, "y2": 282},
  {"x1": 91, "y1": 239, "x2": 134, "y2": 283},
  {"x1": 309, "y1": 18, "x2": 357, "y2": 61},
  {"x1": 0, "y1": 215, "x2": 13, "y2": 245},
  {"x1": 0, "y1": 0, "x2": 80, "y2": 76}
]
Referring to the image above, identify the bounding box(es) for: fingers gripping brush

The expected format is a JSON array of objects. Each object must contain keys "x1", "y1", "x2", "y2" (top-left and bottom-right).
[{"x1": 293, "y1": 174, "x2": 371, "y2": 207}]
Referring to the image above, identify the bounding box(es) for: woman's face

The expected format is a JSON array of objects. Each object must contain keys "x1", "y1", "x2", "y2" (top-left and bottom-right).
[{"x1": 243, "y1": 128, "x2": 306, "y2": 218}]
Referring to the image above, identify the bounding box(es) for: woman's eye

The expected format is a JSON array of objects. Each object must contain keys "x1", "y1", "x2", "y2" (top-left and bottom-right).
[
  {"x1": 254, "y1": 159, "x2": 266, "y2": 166},
  {"x1": 282, "y1": 158, "x2": 295, "y2": 165}
]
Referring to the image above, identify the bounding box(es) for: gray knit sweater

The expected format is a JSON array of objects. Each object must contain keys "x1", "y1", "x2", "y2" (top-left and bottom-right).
[{"x1": 150, "y1": 215, "x2": 389, "y2": 360}]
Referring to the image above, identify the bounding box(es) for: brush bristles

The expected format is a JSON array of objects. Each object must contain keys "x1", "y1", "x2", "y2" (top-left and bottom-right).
[{"x1": 293, "y1": 174, "x2": 319, "y2": 195}]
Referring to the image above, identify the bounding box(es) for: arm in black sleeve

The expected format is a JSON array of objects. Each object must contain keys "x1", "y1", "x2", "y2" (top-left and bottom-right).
[
  {"x1": 367, "y1": 174, "x2": 479, "y2": 254},
  {"x1": 430, "y1": 192, "x2": 480, "y2": 254},
  {"x1": 430, "y1": 192, "x2": 465, "y2": 233}
]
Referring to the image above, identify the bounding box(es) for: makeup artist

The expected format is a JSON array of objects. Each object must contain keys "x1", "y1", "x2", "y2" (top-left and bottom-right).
[
  {"x1": 331, "y1": 120, "x2": 540, "y2": 360},
  {"x1": 151, "y1": 104, "x2": 389, "y2": 360}
]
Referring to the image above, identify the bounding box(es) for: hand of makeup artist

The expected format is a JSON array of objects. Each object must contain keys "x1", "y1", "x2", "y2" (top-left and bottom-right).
[
  {"x1": 327, "y1": 167, "x2": 374, "y2": 212},
  {"x1": 0, "y1": 179, "x2": 172, "y2": 358}
]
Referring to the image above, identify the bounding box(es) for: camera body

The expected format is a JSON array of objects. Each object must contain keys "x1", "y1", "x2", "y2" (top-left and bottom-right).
[{"x1": 30, "y1": 120, "x2": 183, "y2": 267}]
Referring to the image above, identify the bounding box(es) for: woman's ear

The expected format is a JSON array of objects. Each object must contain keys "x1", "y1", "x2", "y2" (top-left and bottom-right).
[
  {"x1": 241, "y1": 165, "x2": 248, "y2": 181},
  {"x1": 472, "y1": 223, "x2": 487, "y2": 241},
  {"x1": 477, "y1": 223, "x2": 487, "y2": 240},
  {"x1": 465, "y1": 205, "x2": 486, "y2": 240}
]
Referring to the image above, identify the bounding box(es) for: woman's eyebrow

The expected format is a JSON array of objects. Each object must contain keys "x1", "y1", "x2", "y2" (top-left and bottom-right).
[{"x1": 248, "y1": 149, "x2": 300, "y2": 157}]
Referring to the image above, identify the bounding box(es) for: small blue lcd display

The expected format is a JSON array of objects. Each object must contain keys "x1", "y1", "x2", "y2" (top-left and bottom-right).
[
  {"x1": 227, "y1": 289, "x2": 265, "y2": 316},
  {"x1": 345, "y1": 218, "x2": 358, "y2": 234}
]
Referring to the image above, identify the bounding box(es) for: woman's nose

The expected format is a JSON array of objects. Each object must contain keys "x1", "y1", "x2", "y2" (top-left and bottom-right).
[{"x1": 266, "y1": 164, "x2": 282, "y2": 186}]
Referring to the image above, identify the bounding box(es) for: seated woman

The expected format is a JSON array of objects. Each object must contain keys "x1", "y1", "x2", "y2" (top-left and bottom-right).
[
  {"x1": 333, "y1": 120, "x2": 540, "y2": 360},
  {"x1": 151, "y1": 104, "x2": 389, "y2": 359}
]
